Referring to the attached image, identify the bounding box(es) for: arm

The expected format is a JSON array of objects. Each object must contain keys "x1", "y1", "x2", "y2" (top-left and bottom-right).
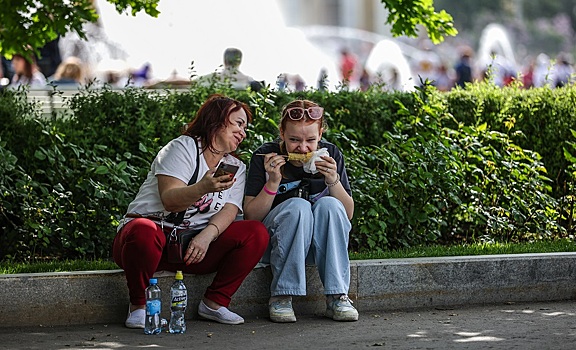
[
  {"x1": 243, "y1": 152, "x2": 286, "y2": 222},
  {"x1": 324, "y1": 176, "x2": 354, "y2": 220},
  {"x1": 314, "y1": 154, "x2": 354, "y2": 220},
  {"x1": 157, "y1": 168, "x2": 236, "y2": 213},
  {"x1": 184, "y1": 202, "x2": 239, "y2": 265}
]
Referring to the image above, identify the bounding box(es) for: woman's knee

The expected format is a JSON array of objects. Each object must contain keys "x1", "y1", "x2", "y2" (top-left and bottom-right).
[
  {"x1": 123, "y1": 218, "x2": 165, "y2": 246},
  {"x1": 275, "y1": 198, "x2": 314, "y2": 220},
  {"x1": 314, "y1": 196, "x2": 346, "y2": 216},
  {"x1": 228, "y1": 220, "x2": 270, "y2": 251}
]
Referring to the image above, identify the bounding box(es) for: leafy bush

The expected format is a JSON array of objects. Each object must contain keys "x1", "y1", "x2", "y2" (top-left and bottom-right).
[
  {"x1": 0, "y1": 82, "x2": 574, "y2": 262},
  {"x1": 347, "y1": 86, "x2": 562, "y2": 252}
]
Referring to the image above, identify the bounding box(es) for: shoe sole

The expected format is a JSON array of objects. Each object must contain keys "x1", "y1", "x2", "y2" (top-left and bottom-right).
[
  {"x1": 125, "y1": 322, "x2": 145, "y2": 329},
  {"x1": 198, "y1": 311, "x2": 244, "y2": 325},
  {"x1": 270, "y1": 314, "x2": 297, "y2": 323},
  {"x1": 325, "y1": 309, "x2": 359, "y2": 322}
]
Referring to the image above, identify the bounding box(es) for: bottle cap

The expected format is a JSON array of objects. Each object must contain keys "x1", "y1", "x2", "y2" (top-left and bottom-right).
[
  {"x1": 149, "y1": 278, "x2": 158, "y2": 284},
  {"x1": 175, "y1": 271, "x2": 183, "y2": 280}
]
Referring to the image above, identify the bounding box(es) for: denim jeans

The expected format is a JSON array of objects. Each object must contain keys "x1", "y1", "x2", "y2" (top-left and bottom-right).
[{"x1": 261, "y1": 196, "x2": 352, "y2": 296}]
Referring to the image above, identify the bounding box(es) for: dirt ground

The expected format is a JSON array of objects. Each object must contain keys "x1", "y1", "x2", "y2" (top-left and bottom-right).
[{"x1": 1, "y1": 300, "x2": 575, "y2": 350}]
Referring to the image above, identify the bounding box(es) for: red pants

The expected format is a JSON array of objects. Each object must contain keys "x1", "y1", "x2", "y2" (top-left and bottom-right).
[{"x1": 112, "y1": 218, "x2": 269, "y2": 307}]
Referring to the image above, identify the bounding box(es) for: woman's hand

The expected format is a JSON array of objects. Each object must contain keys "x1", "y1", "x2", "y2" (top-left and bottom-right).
[
  {"x1": 316, "y1": 155, "x2": 339, "y2": 184},
  {"x1": 197, "y1": 166, "x2": 236, "y2": 193},
  {"x1": 264, "y1": 153, "x2": 285, "y2": 183},
  {"x1": 183, "y1": 231, "x2": 213, "y2": 264}
]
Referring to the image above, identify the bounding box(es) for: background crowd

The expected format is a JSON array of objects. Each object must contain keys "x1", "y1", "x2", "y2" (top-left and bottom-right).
[
  {"x1": 336, "y1": 44, "x2": 575, "y2": 92},
  {"x1": 1, "y1": 36, "x2": 574, "y2": 92}
]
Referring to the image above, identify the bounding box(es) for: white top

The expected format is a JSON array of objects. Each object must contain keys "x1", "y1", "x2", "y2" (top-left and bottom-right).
[{"x1": 120, "y1": 135, "x2": 245, "y2": 230}]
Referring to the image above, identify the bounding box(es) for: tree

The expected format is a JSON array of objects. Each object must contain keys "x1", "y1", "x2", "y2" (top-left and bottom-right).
[
  {"x1": 0, "y1": 0, "x2": 160, "y2": 59},
  {"x1": 381, "y1": 0, "x2": 458, "y2": 44},
  {"x1": 1, "y1": 0, "x2": 456, "y2": 61}
]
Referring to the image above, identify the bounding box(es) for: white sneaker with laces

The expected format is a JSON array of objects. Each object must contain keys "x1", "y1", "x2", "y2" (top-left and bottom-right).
[
  {"x1": 125, "y1": 306, "x2": 145, "y2": 329},
  {"x1": 198, "y1": 300, "x2": 244, "y2": 325},
  {"x1": 326, "y1": 294, "x2": 359, "y2": 321},
  {"x1": 269, "y1": 296, "x2": 297, "y2": 323}
]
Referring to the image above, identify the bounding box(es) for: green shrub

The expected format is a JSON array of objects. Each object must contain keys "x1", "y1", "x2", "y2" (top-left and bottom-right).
[
  {"x1": 0, "y1": 82, "x2": 573, "y2": 261},
  {"x1": 348, "y1": 85, "x2": 562, "y2": 252}
]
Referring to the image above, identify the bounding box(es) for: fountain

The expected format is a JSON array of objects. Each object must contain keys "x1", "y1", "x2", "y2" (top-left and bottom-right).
[
  {"x1": 364, "y1": 39, "x2": 416, "y2": 91},
  {"x1": 476, "y1": 23, "x2": 518, "y2": 85},
  {"x1": 90, "y1": 0, "x2": 339, "y2": 90}
]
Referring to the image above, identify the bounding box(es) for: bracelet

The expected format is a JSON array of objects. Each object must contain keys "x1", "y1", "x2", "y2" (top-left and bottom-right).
[
  {"x1": 325, "y1": 173, "x2": 340, "y2": 187},
  {"x1": 206, "y1": 222, "x2": 220, "y2": 241},
  {"x1": 263, "y1": 184, "x2": 277, "y2": 195}
]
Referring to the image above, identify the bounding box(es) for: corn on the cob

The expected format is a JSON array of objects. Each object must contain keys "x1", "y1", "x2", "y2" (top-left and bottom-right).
[{"x1": 287, "y1": 152, "x2": 314, "y2": 162}]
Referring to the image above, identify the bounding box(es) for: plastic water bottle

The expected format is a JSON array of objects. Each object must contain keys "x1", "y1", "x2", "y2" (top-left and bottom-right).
[
  {"x1": 168, "y1": 270, "x2": 187, "y2": 334},
  {"x1": 144, "y1": 278, "x2": 162, "y2": 335}
]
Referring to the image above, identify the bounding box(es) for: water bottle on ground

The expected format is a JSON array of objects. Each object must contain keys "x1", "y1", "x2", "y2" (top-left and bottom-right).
[
  {"x1": 169, "y1": 270, "x2": 187, "y2": 334},
  {"x1": 144, "y1": 278, "x2": 162, "y2": 335}
]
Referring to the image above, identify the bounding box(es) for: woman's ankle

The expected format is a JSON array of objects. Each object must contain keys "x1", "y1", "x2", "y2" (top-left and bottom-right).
[{"x1": 129, "y1": 304, "x2": 145, "y2": 312}]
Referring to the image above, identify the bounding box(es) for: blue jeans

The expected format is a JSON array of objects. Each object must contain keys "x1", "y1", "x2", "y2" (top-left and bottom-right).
[{"x1": 261, "y1": 196, "x2": 352, "y2": 296}]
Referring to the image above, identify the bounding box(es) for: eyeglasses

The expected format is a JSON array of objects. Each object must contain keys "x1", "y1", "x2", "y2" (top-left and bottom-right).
[{"x1": 286, "y1": 107, "x2": 324, "y2": 120}]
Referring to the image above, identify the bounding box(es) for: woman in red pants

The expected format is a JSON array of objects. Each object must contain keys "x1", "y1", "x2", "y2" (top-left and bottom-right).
[{"x1": 113, "y1": 94, "x2": 268, "y2": 328}]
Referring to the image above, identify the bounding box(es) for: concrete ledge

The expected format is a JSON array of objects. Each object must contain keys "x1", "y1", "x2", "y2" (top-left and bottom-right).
[{"x1": 2, "y1": 253, "x2": 576, "y2": 328}]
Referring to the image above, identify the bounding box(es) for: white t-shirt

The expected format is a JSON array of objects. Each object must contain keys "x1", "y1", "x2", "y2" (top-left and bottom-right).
[{"x1": 120, "y1": 135, "x2": 245, "y2": 230}]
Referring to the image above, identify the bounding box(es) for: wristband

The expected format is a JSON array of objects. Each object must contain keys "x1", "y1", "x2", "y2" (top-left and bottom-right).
[
  {"x1": 325, "y1": 173, "x2": 341, "y2": 187},
  {"x1": 263, "y1": 184, "x2": 277, "y2": 195}
]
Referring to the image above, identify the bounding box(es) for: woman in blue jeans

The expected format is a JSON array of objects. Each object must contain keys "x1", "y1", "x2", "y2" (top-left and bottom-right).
[{"x1": 244, "y1": 99, "x2": 358, "y2": 323}]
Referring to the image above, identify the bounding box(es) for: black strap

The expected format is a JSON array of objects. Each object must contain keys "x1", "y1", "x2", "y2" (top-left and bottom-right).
[{"x1": 165, "y1": 137, "x2": 200, "y2": 226}]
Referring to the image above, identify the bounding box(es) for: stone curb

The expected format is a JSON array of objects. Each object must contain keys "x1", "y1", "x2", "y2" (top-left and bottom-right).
[{"x1": 2, "y1": 253, "x2": 575, "y2": 328}]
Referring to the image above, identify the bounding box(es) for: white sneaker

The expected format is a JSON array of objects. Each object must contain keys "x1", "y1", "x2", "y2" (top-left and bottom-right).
[
  {"x1": 125, "y1": 306, "x2": 145, "y2": 329},
  {"x1": 326, "y1": 295, "x2": 359, "y2": 322},
  {"x1": 269, "y1": 297, "x2": 297, "y2": 323},
  {"x1": 198, "y1": 300, "x2": 244, "y2": 325}
]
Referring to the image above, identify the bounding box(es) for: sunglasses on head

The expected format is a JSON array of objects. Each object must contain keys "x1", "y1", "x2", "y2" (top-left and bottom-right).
[{"x1": 286, "y1": 106, "x2": 324, "y2": 120}]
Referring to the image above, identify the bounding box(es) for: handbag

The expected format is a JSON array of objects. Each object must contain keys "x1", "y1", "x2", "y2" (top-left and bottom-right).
[
  {"x1": 163, "y1": 137, "x2": 201, "y2": 264},
  {"x1": 163, "y1": 226, "x2": 202, "y2": 264}
]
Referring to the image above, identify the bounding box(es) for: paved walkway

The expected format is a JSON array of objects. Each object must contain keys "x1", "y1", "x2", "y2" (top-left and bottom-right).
[{"x1": 1, "y1": 300, "x2": 574, "y2": 349}]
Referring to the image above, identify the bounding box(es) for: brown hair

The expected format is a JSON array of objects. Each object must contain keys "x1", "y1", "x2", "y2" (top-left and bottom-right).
[
  {"x1": 183, "y1": 94, "x2": 252, "y2": 154},
  {"x1": 54, "y1": 57, "x2": 84, "y2": 82},
  {"x1": 12, "y1": 54, "x2": 35, "y2": 80}
]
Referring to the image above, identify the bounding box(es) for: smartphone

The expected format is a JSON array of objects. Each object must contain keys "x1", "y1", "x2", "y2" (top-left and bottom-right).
[{"x1": 214, "y1": 162, "x2": 239, "y2": 178}]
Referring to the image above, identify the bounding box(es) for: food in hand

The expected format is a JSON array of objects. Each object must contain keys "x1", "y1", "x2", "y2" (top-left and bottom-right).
[{"x1": 287, "y1": 152, "x2": 314, "y2": 162}]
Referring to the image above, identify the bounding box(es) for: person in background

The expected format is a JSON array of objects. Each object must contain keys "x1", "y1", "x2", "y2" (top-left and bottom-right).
[
  {"x1": 521, "y1": 57, "x2": 535, "y2": 89},
  {"x1": 339, "y1": 48, "x2": 358, "y2": 85},
  {"x1": 244, "y1": 99, "x2": 358, "y2": 323},
  {"x1": 38, "y1": 37, "x2": 62, "y2": 79},
  {"x1": 114, "y1": 94, "x2": 269, "y2": 329},
  {"x1": 454, "y1": 49, "x2": 473, "y2": 88},
  {"x1": 553, "y1": 52, "x2": 574, "y2": 88},
  {"x1": 50, "y1": 56, "x2": 85, "y2": 88},
  {"x1": 196, "y1": 47, "x2": 262, "y2": 91},
  {"x1": 433, "y1": 63, "x2": 453, "y2": 91},
  {"x1": 10, "y1": 53, "x2": 46, "y2": 88},
  {"x1": 359, "y1": 68, "x2": 371, "y2": 91}
]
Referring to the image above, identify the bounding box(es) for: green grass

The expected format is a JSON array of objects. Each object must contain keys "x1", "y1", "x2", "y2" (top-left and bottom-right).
[
  {"x1": 350, "y1": 239, "x2": 576, "y2": 260},
  {"x1": 0, "y1": 259, "x2": 120, "y2": 275},
  {"x1": 2, "y1": 239, "x2": 576, "y2": 274}
]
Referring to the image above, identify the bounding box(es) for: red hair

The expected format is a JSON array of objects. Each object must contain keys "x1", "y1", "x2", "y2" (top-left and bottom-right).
[{"x1": 183, "y1": 94, "x2": 252, "y2": 154}]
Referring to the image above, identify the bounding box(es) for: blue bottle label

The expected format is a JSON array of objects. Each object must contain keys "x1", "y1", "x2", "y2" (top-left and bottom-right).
[{"x1": 146, "y1": 300, "x2": 161, "y2": 315}]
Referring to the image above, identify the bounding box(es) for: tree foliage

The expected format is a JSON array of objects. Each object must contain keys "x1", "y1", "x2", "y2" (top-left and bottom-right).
[
  {"x1": 381, "y1": 0, "x2": 458, "y2": 44},
  {"x1": 1, "y1": 0, "x2": 456, "y2": 60},
  {"x1": 0, "y1": 0, "x2": 159, "y2": 59}
]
